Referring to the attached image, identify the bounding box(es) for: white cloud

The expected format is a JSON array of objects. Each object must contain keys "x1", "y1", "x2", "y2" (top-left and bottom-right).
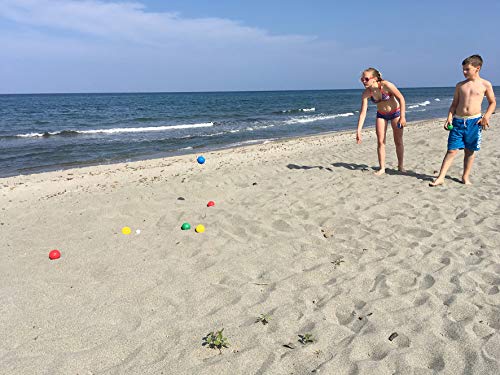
[
  {"x1": 0, "y1": 0, "x2": 391, "y2": 92},
  {"x1": 0, "y1": 0, "x2": 315, "y2": 46}
]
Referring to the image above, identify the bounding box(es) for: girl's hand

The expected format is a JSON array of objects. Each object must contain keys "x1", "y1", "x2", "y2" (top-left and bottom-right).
[
  {"x1": 399, "y1": 117, "x2": 407, "y2": 127},
  {"x1": 356, "y1": 131, "x2": 362, "y2": 144}
]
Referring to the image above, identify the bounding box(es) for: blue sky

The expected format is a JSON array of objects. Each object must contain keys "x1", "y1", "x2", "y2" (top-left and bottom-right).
[{"x1": 1, "y1": 0, "x2": 499, "y2": 93}]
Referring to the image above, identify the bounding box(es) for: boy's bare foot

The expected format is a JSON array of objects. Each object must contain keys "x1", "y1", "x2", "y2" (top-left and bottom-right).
[
  {"x1": 374, "y1": 169, "x2": 385, "y2": 176},
  {"x1": 461, "y1": 178, "x2": 472, "y2": 185},
  {"x1": 429, "y1": 179, "x2": 444, "y2": 187}
]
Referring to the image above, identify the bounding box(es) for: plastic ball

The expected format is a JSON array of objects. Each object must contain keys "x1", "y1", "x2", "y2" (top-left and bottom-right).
[
  {"x1": 181, "y1": 222, "x2": 191, "y2": 230},
  {"x1": 195, "y1": 224, "x2": 205, "y2": 233},
  {"x1": 49, "y1": 249, "x2": 61, "y2": 260},
  {"x1": 197, "y1": 156, "x2": 206, "y2": 164},
  {"x1": 447, "y1": 124, "x2": 453, "y2": 130},
  {"x1": 207, "y1": 201, "x2": 215, "y2": 207},
  {"x1": 122, "y1": 226, "x2": 131, "y2": 235}
]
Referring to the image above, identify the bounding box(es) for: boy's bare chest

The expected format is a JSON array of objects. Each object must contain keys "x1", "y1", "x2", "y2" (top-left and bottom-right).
[{"x1": 459, "y1": 83, "x2": 485, "y2": 100}]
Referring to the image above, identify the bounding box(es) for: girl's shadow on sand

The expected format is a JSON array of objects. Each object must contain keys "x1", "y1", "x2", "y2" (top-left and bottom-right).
[
  {"x1": 287, "y1": 162, "x2": 437, "y2": 182},
  {"x1": 288, "y1": 162, "x2": 462, "y2": 184},
  {"x1": 331, "y1": 162, "x2": 435, "y2": 181}
]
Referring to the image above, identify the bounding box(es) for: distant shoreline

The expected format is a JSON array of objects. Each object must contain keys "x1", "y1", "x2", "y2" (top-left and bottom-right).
[{"x1": 0, "y1": 86, "x2": 469, "y2": 96}]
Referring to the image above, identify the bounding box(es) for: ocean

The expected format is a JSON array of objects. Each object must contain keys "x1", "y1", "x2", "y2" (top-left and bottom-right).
[{"x1": 0, "y1": 87, "x2": 494, "y2": 177}]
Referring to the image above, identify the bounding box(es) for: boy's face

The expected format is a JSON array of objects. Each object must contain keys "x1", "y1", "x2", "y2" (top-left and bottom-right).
[{"x1": 462, "y1": 64, "x2": 480, "y2": 79}]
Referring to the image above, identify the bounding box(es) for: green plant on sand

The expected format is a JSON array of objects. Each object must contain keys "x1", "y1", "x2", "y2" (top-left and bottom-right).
[
  {"x1": 256, "y1": 313, "x2": 272, "y2": 325},
  {"x1": 202, "y1": 329, "x2": 230, "y2": 353},
  {"x1": 298, "y1": 333, "x2": 315, "y2": 345}
]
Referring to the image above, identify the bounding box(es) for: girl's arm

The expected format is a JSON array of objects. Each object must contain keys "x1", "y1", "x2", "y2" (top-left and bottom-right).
[
  {"x1": 384, "y1": 81, "x2": 406, "y2": 126},
  {"x1": 356, "y1": 94, "x2": 369, "y2": 144}
]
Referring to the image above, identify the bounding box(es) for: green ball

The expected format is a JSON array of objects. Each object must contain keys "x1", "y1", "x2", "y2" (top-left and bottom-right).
[
  {"x1": 447, "y1": 124, "x2": 453, "y2": 130},
  {"x1": 181, "y1": 222, "x2": 191, "y2": 230}
]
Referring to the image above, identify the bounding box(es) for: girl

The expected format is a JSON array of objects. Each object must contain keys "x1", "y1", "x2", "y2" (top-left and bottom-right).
[{"x1": 356, "y1": 68, "x2": 406, "y2": 175}]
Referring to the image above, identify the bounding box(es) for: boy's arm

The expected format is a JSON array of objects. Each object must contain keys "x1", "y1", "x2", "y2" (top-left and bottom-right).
[
  {"x1": 479, "y1": 80, "x2": 497, "y2": 128},
  {"x1": 446, "y1": 84, "x2": 460, "y2": 129},
  {"x1": 356, "y1": 95, "x2": 369, "y2": 144}
]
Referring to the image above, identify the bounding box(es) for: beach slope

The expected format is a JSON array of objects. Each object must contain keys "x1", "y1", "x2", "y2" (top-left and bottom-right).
[{"x1": 1, "y1": 116, "x2": 499, "y2": 374}]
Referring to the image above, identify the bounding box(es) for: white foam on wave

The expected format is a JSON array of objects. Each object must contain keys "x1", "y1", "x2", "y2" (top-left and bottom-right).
[
  {"x1": 435, "y1": 98, "x2": 440, "y2": 101},
  {"x1": 80, "y1": 123, "x2": 214, "y2": 134},
  {"x1": 408, "y1": 100, "x2": 431, "y2": 109},
  {"x1": 244, "y1": 124, "x2": 275, "y2": 132},
  {"x1": 227, "y1": 139, "x2": 271, "y2": 148},
  {"x1": 17, "y1": 132, "x2": 47, "y2": 138},
  {"x1": 282, "y1": 107, "x2": 316, "y2": 113},
  {"x1": 17, "y1": 122, "x2": 215, "y2": 138},
  {"x1": 285, "y1": 112, "x2": 354, "y2": 125}
]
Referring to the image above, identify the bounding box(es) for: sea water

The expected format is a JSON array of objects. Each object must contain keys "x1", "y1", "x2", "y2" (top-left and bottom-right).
[{"x1": 0, "y1": 87, "x2": 495, "y2": 177}]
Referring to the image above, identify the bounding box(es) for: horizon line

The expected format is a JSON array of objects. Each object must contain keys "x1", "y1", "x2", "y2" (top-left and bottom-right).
[{"x1": 0, "y1": 85, "x2": 472, "y2": 96}]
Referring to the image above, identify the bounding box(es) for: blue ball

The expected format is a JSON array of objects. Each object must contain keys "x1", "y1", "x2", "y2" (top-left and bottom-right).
[{"x1": 197, "y1": 156, "x2": 206, "y2": 164}]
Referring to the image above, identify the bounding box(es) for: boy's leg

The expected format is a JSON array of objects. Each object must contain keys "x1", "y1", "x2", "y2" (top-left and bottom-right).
[
  {"x1": 461, "y1": 117, "x2": 482, "y2": 184},
  {"x1": 391, "y1": 118, "x2": 404, "y2": 171},
  {"x1": 462, "y1": 149, "x2": 475, "y2": 184},
  {"x1": 429, "y1": 149, "x2": 459, "y2": 186},
  {"x1": 375, "y1": 117, "x2": 388, "y2": 175},
  {"x1": 430, "y1": 118, "x2": 464, "y2": 186}
]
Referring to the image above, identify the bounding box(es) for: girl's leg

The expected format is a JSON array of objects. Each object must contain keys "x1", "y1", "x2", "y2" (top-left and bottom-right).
[
  {"x1": 391, "y1": 117, "x2": 405, "y2": 171},
  {"x1": 375, "y1": 117, "x2": 388, "y2": 175}
]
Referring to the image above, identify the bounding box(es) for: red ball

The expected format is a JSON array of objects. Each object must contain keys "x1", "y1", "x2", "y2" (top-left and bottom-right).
[
  {"x1": 49, "y1": 249, "x2": 61, "y2": 260},
  {"x1": 207, "y1": 201, "x2": 215, "y2": 207}
]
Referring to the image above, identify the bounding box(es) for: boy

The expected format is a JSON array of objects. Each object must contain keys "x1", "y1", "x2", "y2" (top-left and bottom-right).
[{"x1": 429, "y1": 54, "x2": 496, "y2": 186}]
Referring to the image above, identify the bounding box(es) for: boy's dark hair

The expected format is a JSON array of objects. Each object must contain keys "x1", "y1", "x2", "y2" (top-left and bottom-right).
[{"x1": 462, "y1": 54, "x2": 483, "y2": 67}]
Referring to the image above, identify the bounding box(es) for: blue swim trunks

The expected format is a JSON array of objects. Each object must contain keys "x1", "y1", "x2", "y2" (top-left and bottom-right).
[{"x1": 447, "y1": 115, "x2": 482, "y2": 151}]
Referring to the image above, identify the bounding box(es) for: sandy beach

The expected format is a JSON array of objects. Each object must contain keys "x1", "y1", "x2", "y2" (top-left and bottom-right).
[{"x1": 1, "y1": 116, "x2": 499, "y2": 374}]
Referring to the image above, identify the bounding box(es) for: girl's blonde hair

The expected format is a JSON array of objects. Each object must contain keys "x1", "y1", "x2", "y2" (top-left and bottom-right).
[{"x1": 363, "y1": 67, "x2": 383, "y2": 82}]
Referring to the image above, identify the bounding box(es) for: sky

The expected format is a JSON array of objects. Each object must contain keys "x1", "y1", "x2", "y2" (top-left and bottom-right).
[{"x1": 1, "y1": 0, "x2": 499, "y2": 93}]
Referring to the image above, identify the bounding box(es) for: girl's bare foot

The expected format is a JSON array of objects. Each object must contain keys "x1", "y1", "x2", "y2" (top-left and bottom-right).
[
  {"x1": 398, "y1": 166, "x2": 406, "y2": 173},
  {"x1": 461, "y1": 178, "x2": 472, "y2": 185},
  {"x1": 429, "y1": 179, "x2": 444, "y2": 187},
  {"x1": 374, "y1": 169, "x2": 385, "y2": 176}
]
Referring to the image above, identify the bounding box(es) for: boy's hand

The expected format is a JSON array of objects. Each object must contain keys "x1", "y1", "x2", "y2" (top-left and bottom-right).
[
  {"x1": 443, "y1": 120, "x2": 452, "y2": 130},
  {"x1": 478, "y1": 117, "x2": 490, "y2": 130},
  {"x1": 356, "y1": 131, "x2": 362, "y2": 144}
]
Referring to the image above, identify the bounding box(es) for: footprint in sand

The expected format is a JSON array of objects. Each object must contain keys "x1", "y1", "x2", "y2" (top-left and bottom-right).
[
  {"x1": 419, "y1": 274, "x2": 435, "y2": 290},
  {"x1": 413, "y1": 292, "x2": 430, "y2": 307},
  {"x1": 272, "y1": 219, "x2": 292, "y2": 232}
]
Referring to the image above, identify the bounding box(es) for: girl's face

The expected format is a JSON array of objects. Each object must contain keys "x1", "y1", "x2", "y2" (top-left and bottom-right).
[{"x1": 360, "y1": 73, "x2": 376, "y2": 88}]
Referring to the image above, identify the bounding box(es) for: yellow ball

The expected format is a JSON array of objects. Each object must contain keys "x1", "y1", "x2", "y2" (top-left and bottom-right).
[
  {"x1": 122, "y1": 226, "x2": 131, "y2": 235},
  {"x1": 195, "y1": 224, "x2": 205, "y2": 233}
]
